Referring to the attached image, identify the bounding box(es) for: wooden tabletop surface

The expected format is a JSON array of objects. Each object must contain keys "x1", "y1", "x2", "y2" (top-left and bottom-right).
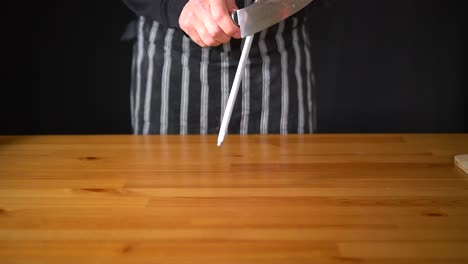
[{"x1": 1, "y1": 134, "x2": 468, "y2": 264}]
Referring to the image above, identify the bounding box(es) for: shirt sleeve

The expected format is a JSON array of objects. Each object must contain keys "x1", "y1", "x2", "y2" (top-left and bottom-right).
[{"x1": 122, "y1": 0, "x2": 189, "y2": 28}]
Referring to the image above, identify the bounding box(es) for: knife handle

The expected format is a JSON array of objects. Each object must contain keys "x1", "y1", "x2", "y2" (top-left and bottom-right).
[{"x1": 230, "y1": 11, "x2": 239, "y2": 26}]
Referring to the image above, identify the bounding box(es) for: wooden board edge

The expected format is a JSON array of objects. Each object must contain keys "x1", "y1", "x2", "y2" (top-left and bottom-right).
[{"x1": 454, "y1": 154, "x2": 468, "y2": 174}]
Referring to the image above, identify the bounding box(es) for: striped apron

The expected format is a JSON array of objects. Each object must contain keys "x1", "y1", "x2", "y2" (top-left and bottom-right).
[{"x1": 128, "y1": 2, "x2": 316, "y2": 135}]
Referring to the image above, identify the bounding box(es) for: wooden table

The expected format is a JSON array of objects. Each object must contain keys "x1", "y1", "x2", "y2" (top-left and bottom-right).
[{"x1": 1, "y1": 134, "x2": 468, "y2": 264}]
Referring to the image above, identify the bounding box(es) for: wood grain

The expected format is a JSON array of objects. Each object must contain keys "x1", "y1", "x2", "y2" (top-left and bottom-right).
[{"x1": 0, "y1": 134, "x2": 467, "y2": 264}]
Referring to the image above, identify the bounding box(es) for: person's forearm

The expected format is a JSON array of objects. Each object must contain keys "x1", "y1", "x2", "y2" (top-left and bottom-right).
[{"x1": 122, "y1": 0, "x2": 188, "y2": 28}]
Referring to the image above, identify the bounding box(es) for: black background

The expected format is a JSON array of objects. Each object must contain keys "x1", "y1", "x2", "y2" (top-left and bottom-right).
[{"x1": 1, "y1": 0, "x2": 465, "y2": 135}]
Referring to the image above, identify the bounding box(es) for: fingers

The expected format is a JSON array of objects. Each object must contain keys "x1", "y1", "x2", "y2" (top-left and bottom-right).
[
  {"x1": 179, "y1": 0, "x2": 241, "y2": 47},
  {"x1": 180, "y1": 6, "x2": 220, "y2": 47},
  {"x1": 180, "y1": 19, "x2": 207, "y2": 47},
  {"x1": 210, "y1": 0, "x2": 241, "y2": 39}
]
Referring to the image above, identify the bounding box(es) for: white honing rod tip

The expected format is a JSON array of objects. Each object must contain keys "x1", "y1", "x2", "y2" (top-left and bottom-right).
[{"x1": 217, "y1": 134, "x2": 224, "y2": 147}]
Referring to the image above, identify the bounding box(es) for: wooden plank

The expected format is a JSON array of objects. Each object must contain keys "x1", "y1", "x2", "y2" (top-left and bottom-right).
[{"x1": 0, "y1": 134, "x2": 467, "y2": 263}]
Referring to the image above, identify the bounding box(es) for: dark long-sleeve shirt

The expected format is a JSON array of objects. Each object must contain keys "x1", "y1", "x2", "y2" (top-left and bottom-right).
[
  {"x1": 122, "y1": 0, "x2": 189, "y2": 28},
  {"x1": 122, "y1": 0, "x2": 252, "y2": 28},
  {"x1": 121, "y1": 0, "x2": 315, "y2": 40}
]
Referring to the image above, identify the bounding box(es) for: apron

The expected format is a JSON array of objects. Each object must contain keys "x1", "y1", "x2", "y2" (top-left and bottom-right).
[{"x1": 127, "y1": 1, "x2": 317, "y2": 134}]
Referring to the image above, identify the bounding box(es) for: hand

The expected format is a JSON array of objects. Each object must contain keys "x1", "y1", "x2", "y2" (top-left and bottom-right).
[{"x1": 179, "y1": 0, "x2": 241, "y2": 47}]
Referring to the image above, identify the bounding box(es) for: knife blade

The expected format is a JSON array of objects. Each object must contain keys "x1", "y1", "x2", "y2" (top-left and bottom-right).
[{"x1": 232, "y1": 0, "x2": 314, "y2": 37}]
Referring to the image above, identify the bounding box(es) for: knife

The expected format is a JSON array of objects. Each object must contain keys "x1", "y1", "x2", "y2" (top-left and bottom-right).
[
  {"x1": 217, "y1": 0, "x2": 314, "y2": 146},
  {"x1": 232, "y1": 0, "x2": 314, "y2": 38}
]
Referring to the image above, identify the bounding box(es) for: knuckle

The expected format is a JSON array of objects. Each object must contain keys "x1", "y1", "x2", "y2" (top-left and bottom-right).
[
  {"x1": 212, "y1": 13, "x2": 224, "y2": 24},
  {"x1": 194, "y1": 39, "x2": 205, "y2": 47},
  {"x1": 205, "y1": 38, "x2": 218, "y2": 47},
  {"x1": 208, "y1": 27, "x2": 222, "y2": 38},
  {"x1": 179, "y1": 19, "x2": 190, "y2": 31},
  {"x1": 226, "y1": 27, "x2": 238, "y2": 37},
  {"x1": 179, "y1": 23, "x2": 188, "y2": 31}
]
